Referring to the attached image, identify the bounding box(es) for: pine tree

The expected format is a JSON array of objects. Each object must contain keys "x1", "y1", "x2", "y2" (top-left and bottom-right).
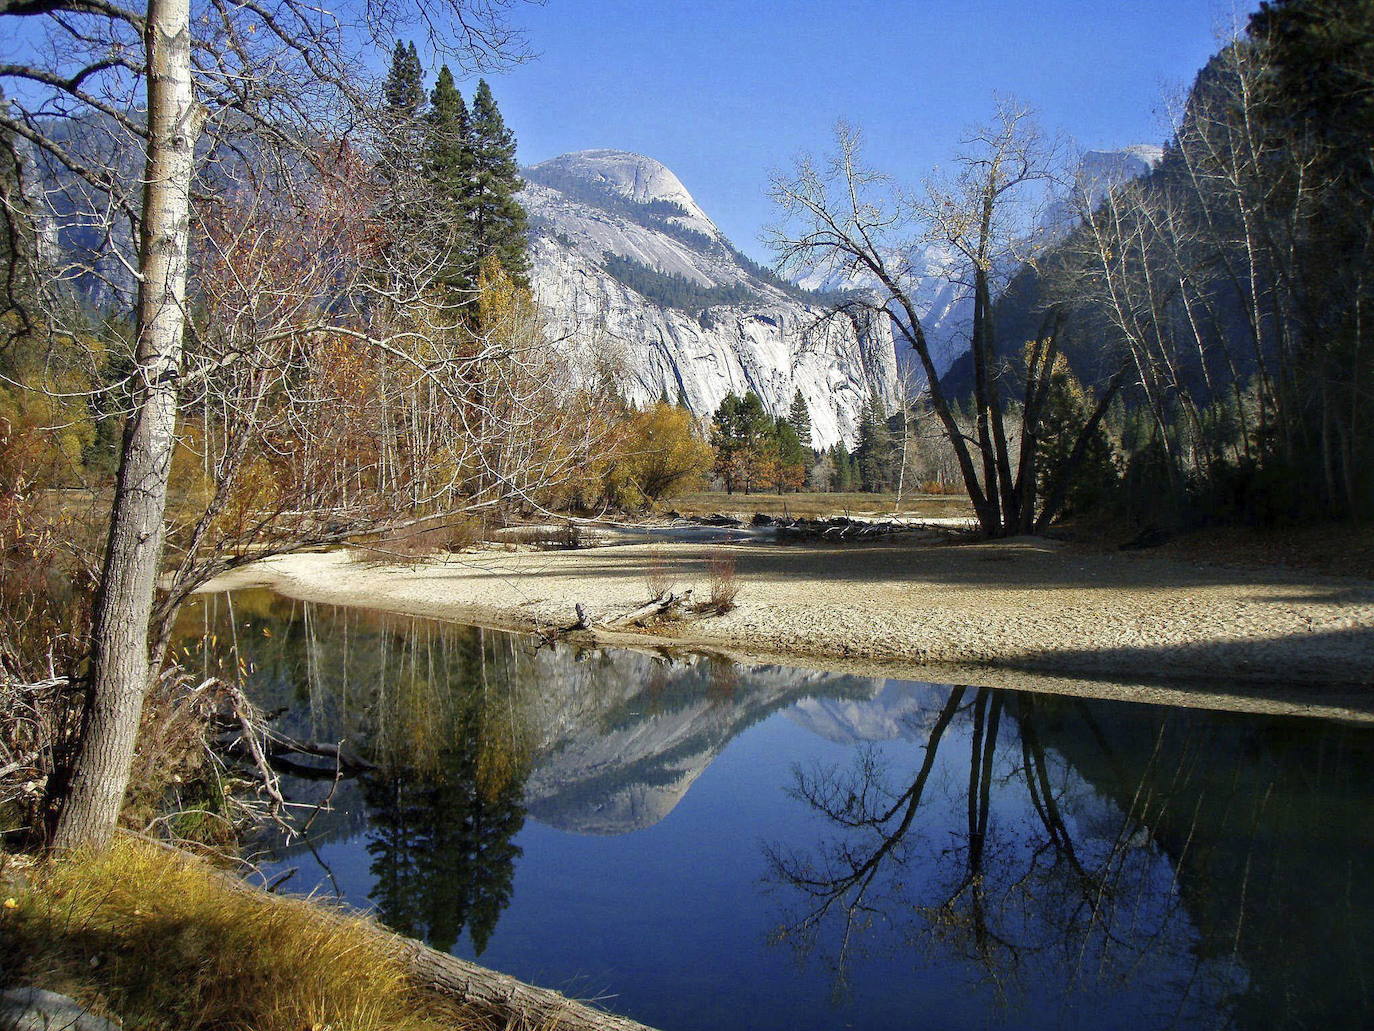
[
  {"x1": 383, "y1": 41, "x2": 424, "y2": 119},
  {"x1": 772, "y1": 416, "x2": 808, "y2": 492},
  {"x1": 375, "y1": 42, "x2": 429, "y2": 282},
  {"x1": 711, "y1": 391, "x2": 772, "y2": 493},
  {"x1": 855, "y1": 396, "x2": 893, "y2": 492},
  {"x1": 468, "y1": 80, "x2": 529, "y2": 286},
  {"x1": 786, "y1": 388, "x2": 813, "y2": 452},
  {"x1": 426, "y1": 65, "x2": 475, "y2": 300},
  {"x1": 832, "y1": 442, "x2": 854, "y2": 492},
  {"x1": 379, "y1": 42, "x2": 425, "y2": 175}
]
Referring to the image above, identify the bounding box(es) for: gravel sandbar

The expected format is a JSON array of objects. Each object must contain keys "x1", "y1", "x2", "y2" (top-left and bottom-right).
[{"x1": 203, "y1": 536, "x2": 1374, "y2": 721}]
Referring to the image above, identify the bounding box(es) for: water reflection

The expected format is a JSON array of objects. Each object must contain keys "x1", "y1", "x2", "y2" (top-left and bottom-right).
[
  {"x1": 360, "y1": 629, "x2": 528, "y2": 953},
  {"x1": 768, "y1": 686, "x2": 1374, "y2": 1028},
  {"x1": 180, "y1": 590, "x2": 884, "y2": 952},
  {"x1": 180, "y1": 591, "x2": 1374, "y2": 1030},
  {"x1": 767, "y1": 687, "x2": 1239, "y2": 1020}
]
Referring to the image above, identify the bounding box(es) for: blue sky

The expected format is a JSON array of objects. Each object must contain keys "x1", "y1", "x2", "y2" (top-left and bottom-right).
[
  {"x1": 3, "y1": 0, "x2": 1234, "y2": 263},
  {"x1": 448, "y1": 0, "x2": 1234, "y2": 261}
]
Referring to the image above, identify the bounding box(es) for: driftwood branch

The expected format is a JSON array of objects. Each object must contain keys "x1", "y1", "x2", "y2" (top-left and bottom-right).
[
  {"x1": 261, "y1": 729, "x2": 375, "y2": 773},
  {"x1": 218, "y1": 727, "x2": 375, "y2": 777},
  {"x1": 772, "y1": 516, "x2": 950, "y2": 541},
  {"x1": 600, "y1": 589, "x2": 695, "y2": 629}
]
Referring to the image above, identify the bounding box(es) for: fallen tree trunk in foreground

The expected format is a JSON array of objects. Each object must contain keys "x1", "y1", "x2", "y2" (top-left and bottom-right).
[
  {"x1": 600, "y1": 589, "x2": 694, "y2": 629},
  {"x1": 127, "y1": 832, "x2": 662, "y2": 1031},
  {"x1": 398, "y1": 937, "x2": 660, "y2": 1031}
]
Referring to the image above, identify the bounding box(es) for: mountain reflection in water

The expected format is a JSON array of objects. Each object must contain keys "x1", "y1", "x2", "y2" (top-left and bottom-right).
[{"x1": 179, "y1": 590, "x2": 1374, "y2": 1031}]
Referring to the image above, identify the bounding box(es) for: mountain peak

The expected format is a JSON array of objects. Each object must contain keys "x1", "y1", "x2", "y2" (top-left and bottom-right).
[
  {"x1": 528, "y1": 149, "x2": 718, "y2": 238},
  {"x1": 520, "y1": 147, "x2": 900, "y2": 448},
  {"x1": 533, "y1": 149, "x2": 693, "y2": 203}
]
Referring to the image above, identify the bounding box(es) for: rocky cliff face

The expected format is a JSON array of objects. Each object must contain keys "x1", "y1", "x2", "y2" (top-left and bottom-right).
[
  {"x1": 521, "y1": 150, "x2": 900, "y2": 448},
  {"x1": 513, "y1": 646, "x2": 884, "y2": 835}
]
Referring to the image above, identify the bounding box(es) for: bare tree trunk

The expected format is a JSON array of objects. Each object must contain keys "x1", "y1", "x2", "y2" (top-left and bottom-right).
[
  {"x1": 52, "y1": 0, "x2": 202, "y2": 851},
  {"x1": 1014, "y1": 310, "x2": 1063, "y2": 534},
  {"x1": 969, "y1": 279, "x2": 1002, "y2": 532}
]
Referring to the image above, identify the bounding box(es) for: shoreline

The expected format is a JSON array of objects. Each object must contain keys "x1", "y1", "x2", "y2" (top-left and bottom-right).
[{"x1": 201, "y1": 536, "x2": 1374, "y2": 723}]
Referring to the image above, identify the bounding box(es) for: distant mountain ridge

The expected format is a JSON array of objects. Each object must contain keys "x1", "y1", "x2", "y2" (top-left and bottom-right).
[
  {"x1": 520, "y1": 149, "x2": 900, "y2": 448},
  {"x1": 791, "y1": 146, "x2": 1164, "y2": 387}
]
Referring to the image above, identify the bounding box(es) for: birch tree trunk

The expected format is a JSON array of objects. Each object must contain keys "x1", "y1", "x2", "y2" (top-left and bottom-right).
[{"x1": 52, "y1": 0, "x2": 202, "y2": 851}]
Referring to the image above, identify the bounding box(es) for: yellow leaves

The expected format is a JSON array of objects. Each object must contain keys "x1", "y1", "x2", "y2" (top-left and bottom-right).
[
  {"x1": 602, "y1": 400, "x2": 714, "y2": 509},
  {"x1": 477, "y1": 257, "x2": 540, "y2": 346}
]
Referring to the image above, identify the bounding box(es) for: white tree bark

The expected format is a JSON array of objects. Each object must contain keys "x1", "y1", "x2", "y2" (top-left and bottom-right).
[{"x1": 52, "y1": 0, "x2": 203, "y2": 851}]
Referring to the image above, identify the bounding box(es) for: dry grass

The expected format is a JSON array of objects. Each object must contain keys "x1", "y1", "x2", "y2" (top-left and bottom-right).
[
  {"x1": 704, "y1": 552, "x2": 739, "y2": 614},
  {"x1": 489, "y1": 523, "x2": 582, "y2": 550},
  {"x1": 644, "y1": 547, "x2": 676, "y2": 600},
  {"x1": 0, "y1": 838, "x2": 487, "y2": 1031},
  {"x1": 351, "y1": 516, "x2": 484, "y2": 567}
]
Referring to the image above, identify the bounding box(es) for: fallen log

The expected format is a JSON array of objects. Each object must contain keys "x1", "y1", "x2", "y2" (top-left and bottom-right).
[
  {"x1": 399, "y1": 939, "x2": 659, "y2": 1031},
  {"x1": 261, "y1": 730, "x2": 375, "y2": 774},
  {"x1": 599, "y1": 589, "x2": 694, "y2": 629},
  {"x1": 220, "y1": 730, "x2": 375, "y2": 776},
  {"x1": 123, "y1": 832, "x2": 662, "y2": 1031}
]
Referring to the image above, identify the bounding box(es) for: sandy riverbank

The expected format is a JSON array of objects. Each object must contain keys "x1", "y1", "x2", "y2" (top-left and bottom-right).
[{"x1": 202, "y1": 535, "x2": 1374, "y2": 721}]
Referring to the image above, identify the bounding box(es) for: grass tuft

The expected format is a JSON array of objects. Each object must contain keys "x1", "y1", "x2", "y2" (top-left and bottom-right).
[
  {"x1": 704, "y1": 553, "x2": 739, "y2": 614},
  {"x1": 0, "y1": 838, "x2": 476, "y2": 1031}
]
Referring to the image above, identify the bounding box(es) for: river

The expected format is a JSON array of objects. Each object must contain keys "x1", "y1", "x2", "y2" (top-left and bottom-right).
[{"x1": 179, "y1": 589, "x2": 1374, "y2": 1031}]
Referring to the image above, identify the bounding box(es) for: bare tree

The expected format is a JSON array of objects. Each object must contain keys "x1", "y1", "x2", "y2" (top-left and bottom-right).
[
  {"x1": 2, "y1": 0, "x2": 538, "y2": 850},
  {"x1": 768, "y1": 103, "x2": 1127, "y2": 536},
  {"x1": 766, "y1": 689, "x2": 1217, "y2": 1006},
  {"x1": 1071, "y1": 29, "x2": 1372, "y2": 521}
]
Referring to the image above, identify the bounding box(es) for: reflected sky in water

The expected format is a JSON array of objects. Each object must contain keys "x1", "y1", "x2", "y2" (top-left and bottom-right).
[{"x1": 179, "y1": 591, "x2": 1374, "y2": 1031}]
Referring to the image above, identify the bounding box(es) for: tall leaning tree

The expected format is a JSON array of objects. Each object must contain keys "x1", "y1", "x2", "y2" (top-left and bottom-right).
[
  {"x1": 768, "y1": 105, "x2": 1129, "y2": 536},
  {"x1": 0, "y1": 0, "x2": 532, "y2": 851}
]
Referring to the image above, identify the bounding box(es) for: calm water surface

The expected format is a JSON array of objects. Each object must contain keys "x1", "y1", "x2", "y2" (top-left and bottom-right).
[{"x1": 180, "y1": 590, "x2": 1374, "y2": 1031}]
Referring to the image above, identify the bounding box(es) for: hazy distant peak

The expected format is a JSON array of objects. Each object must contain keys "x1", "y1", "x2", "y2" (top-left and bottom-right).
[
  {"x1": 1077, "y1": 145, "x2": 1164, "y2": 185},
  {"x1": 1120, "y1": 143, "x2": 1165, "y2": 167}
]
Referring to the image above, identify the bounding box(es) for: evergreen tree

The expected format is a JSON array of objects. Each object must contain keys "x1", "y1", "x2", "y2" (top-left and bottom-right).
[
  {"x1": 772, "y1": 416, "x2": 808, "y2": 492},
  {"x1": 832, "y1": 442, "x2": 854, "y2": 492},
  {"x1": 855, "y1": 396, "x2": 894, "y2": 492},
  {"x1": 426, "y1": 65, "x2": 475, "y2": 300},
  {"x1": 1036, "y1": 354, "x2": 1117, "y2": 519},
  {"x1": 383, "y1": 40, "x2": 424, "y2": 120},
  {"x1": 786, "y1": 388, "x2": 813, "y2": 452},
  {"x1": 375, "y1": 42, "x2": 429, "y2": 282},
  {"x1": 468, "y1": 79, "x2": 529, "y2": 286},
  {"x1": 379, "y1": 42, "x2": 425, "y2": 177},
  {"x1": 711, "y1": 390, "x2": 772, "y2": 493}
]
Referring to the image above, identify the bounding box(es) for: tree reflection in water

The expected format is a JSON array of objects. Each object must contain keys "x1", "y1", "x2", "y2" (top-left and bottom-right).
[
  {"x1": 188, "y1": 593, "x2": 536, "y2": 956},
  {"x1": 766, "y1": 686, "x2": 1245, "y2": 1019},
  {"x1": 185, "y1": 593, "x2": 1374, "y2": 1028},
  {"x1": 362, "y1": 627, "x2": 530, "y2": 954}
]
